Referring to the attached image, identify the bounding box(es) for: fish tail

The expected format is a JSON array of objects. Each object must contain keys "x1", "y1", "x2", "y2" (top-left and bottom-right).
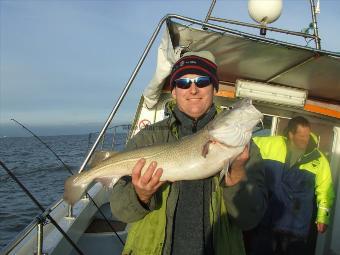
[{"x1": 63, "y1": 173, "x2": 91, "y2": 205}]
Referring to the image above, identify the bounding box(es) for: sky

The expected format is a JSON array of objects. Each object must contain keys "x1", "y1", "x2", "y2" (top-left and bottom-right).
[{"x1": 1, "y1": 0, "x2": 339, "y2": 137}]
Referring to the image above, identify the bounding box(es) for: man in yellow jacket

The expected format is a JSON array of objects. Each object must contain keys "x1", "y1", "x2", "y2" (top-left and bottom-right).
[{"x1": 250, "y1": 116, "x2": 334, "y2": 255}]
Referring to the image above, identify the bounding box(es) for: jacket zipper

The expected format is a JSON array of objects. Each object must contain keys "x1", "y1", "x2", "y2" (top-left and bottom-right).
[{"x1": 192, "y1": 120, "x2": 197, "y2": 133}]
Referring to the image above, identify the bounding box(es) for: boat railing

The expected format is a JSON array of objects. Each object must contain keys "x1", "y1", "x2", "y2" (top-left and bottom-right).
[
  {"x1": 86, "y1": 124, "x2": 130, "y2": 153},
  {"x1": 2, "y1": 218, "x2": 38, "y2": 254},
  {"x1": 2, "y1": 125, "x2": 130, "y2": 254},
  {"x1": 2, "y1": 198, "x2": 64, "y2": 255}
]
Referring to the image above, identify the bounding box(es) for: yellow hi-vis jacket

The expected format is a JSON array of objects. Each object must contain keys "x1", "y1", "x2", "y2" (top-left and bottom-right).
[{"x1": 253, "y1": 135, "x2": 334, "y2": 237}]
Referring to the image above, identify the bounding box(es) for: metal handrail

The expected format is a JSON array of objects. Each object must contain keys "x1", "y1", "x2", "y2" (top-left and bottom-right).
[
  {"x1": 203, "y1": 0, "x2": 216, "y2": 26},
  {"x1": 309, "y1": 0, "x2": 321, "y2": 49},
  {"x1": 87, "y1": 124, "x2": 130, "y2": 151},
  {"x1": 204, "y1": 0, "x2": 322, "y2": 49},
  {"x1": 2, "y1": 219, "x2": 38, "y2": 254},
  {"x1": 208, "y1": 16, "x2": 318, "y2": 39},
  {"x1": 1, "y1": 197, "x2": 69, "y2": 255}
]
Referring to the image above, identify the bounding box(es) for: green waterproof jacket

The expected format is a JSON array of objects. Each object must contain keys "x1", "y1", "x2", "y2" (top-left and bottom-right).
[{"x1": 109, "y1": 106, "x2": 267, "y2": 255}]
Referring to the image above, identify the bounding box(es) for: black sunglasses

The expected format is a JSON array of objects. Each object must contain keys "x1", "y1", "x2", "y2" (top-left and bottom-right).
[{"x1": 173, "y1": 76, "x2": 211, "y2": 89}]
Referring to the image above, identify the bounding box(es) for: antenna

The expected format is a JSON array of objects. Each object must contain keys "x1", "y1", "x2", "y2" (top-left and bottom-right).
[
  {"x1": 248, "y1": 0, "x2": 283, "y2": 36},
  {"x1": 315, "y1": 0, "x2": 320, "y2": 14}
]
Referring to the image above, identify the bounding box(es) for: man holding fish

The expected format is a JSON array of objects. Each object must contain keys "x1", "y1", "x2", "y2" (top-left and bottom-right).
[{"x1": 108, "y1": 51, "x2": 267, "y2": 255}]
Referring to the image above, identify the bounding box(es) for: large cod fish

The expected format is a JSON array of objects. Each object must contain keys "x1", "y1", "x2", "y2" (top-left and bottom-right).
[{"x1": 64, "y1": 99, "x2": 263, "y2": 205}]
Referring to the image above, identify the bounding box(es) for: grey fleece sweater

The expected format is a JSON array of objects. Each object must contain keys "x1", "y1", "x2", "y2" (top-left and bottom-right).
[{"x1": 171, "y1": 106, "x2": 216, "y2": 255}]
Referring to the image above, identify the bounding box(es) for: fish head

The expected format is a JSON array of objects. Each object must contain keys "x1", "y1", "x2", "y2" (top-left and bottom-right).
[{"x1": 208, "y1": 99, "x2": 263, "y2": 147}]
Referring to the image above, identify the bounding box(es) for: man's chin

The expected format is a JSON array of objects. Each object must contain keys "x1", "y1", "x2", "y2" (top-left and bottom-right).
[{"x1": 187, "y1": 109, "x2": 207, "y2": 119}]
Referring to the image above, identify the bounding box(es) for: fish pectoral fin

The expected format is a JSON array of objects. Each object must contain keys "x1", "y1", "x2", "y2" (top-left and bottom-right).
[
  {"x1": 202, "y1": 141, "x2": 211, "y2": 158},
  {"x1": 202, "y1": 140, "x2": 218, "y2": 158},
  {"x1": 202, "y1": 139, "x2": 225, "y2": 158},
  {"x1": 95, "y1": 175, "x2": 122, "y2": 189},
  {"x1": 219, "y1": 161, "x2": 230, "y2": 183}
]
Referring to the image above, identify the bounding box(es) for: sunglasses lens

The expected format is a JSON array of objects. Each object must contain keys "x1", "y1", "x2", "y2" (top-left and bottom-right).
[
  {"x1": 195, "y1": 77, "x2": 211, "y2": 88},
  {"x1": 174, "y1": 78, "x2": 191, "y2": 89},
  {"x1": 174, "y1": 76, "x2": 211, "y2": 89}
]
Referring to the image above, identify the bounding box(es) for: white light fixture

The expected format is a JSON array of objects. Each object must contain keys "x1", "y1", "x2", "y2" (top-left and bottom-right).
[{"x1": 235, "y1": 79, "x2": 307, "y2": 108}]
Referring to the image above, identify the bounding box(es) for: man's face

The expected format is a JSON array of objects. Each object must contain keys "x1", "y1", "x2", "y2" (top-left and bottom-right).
[
  {"x1": 288, "y1": 125, "x2": 311, "y2": 150},
  {"x1": 171, "y1": 74, "x2": 214, "y2": 119}
]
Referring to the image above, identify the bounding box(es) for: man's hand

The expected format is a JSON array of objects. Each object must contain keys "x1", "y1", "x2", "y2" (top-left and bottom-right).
[
  {"x1": 317, "y1": 222, "x2": 328, "y2": 233},
  {"x1": 131, "y1": 158, "x2": 164, "y2": 205},
  {"x1": 225, "y1": 145, "x2": 249, "y2": 186}
]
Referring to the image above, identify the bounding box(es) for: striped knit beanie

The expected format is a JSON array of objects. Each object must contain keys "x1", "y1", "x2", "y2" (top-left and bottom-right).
[{"x1": 170, "y1": 51, "x2": 219, "y2": 91}]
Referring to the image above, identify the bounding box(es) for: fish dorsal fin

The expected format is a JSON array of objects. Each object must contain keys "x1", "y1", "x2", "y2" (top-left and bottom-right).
[{"x1": 88, "y1": 151, "x2": 120, "y2": 167}]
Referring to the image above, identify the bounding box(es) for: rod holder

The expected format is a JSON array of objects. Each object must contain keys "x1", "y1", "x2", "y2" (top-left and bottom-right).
[
  {"x1": 35, "y1": 215, "x2": 48, "y2": 255},
  {"x1": 67, "y1": 204, "x2": 74, "y2": 219},
  {"x1": 36, "y1": 222, "x2": 43, "y2": 255}
]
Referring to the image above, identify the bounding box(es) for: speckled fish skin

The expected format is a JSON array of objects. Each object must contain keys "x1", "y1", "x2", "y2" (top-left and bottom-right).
[{"x1": 64, "y1": 99, "x2": 263, "y2": 205}]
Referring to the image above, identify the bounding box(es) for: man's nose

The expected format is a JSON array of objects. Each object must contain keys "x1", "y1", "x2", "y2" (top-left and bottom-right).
[{"x1": 189, "y1": 82, "x2": 198, "y2": 94}]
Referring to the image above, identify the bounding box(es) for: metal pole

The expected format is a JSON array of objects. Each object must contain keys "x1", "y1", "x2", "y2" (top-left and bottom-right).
[
  {"x1": 36, "y1": 221, "x2": 43, "y2": 255},
  {"x1": 112, "y1": 126, "x2": 116, "y2": 150},
  {"x1": 100, "y1": 133, "x2": 105, "y2": 150},
  {"x1": 208, "y1": 17, "x2": 317, "y2": 39},
  {"x1": 203, "y1": 0, "x2": 216, "y2": 29},
  {"x1": 309, "y1": 0, "x2": 321, "y2": 49},
  {"x1": 67, "y1": 204, "x2": 74, "y2": 219},
  {"x1": 271, "y1": 116, "x2": 278, "y2": 136},
  {"x1": 78, "y1": 15, "x2": 168, "y2": 173}
]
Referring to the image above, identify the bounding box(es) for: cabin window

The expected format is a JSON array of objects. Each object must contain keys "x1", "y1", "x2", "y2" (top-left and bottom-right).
[{"x1": 253, "y1": 115, "x2": 273, "y2": 137}]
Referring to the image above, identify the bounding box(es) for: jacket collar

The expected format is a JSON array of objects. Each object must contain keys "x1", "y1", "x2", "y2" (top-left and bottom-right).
[
  {"x1": 166, "y1": 100, "x2": 218, "y2": 138},
  {"x1": 172, "y1": 104, "x2": 216, "y2": 136}
]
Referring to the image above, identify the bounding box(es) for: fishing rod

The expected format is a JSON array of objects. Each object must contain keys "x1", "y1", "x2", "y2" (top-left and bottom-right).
[
  {"x1": 0, "y1": 167, "x2": 17, "y2": 181},
  {"x1": 0, "y1": 160, "x2": 84, "y2": 255},
  {"x1": 11, "y1": 119, "x2": 125, "y2": 246},
  {"x1": 11, "y1": 119, "x2": 74, "y2": 175}
]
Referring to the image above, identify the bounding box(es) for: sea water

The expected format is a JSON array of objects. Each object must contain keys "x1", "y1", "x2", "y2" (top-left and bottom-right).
[{"x1": 0, "y1": 132, "x2": 127, "y2": 250}]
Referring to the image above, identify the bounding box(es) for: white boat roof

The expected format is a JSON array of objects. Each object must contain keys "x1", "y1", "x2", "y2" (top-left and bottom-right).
[{"x1": 166, "y1": 20, "x2": 340, "y2": 104}]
